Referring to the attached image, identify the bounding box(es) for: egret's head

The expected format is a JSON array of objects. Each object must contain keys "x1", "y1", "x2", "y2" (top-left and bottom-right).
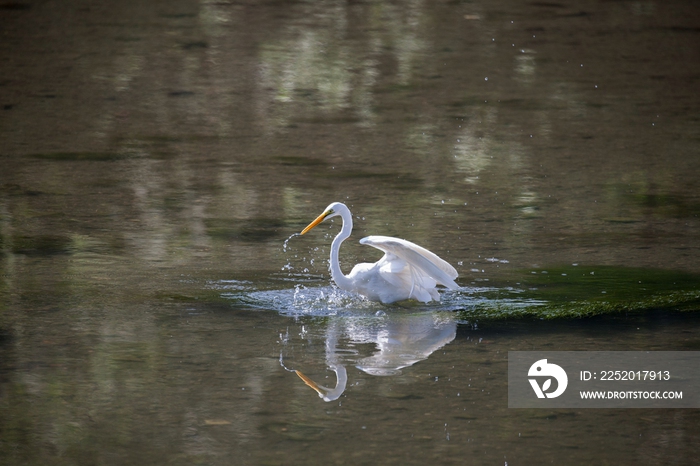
[{"x1": 301, "y1": 202, "x2": 345, "y2": 234}]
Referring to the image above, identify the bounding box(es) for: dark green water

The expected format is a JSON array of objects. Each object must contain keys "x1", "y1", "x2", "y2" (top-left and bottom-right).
[{"x1": 1, "y1": 0, "x2": 699, "y2": 464}]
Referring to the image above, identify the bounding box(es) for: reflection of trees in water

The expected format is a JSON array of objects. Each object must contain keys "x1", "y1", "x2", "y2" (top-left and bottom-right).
[
  {"x1": 255, "y1": 0, "x2": 430, "y2": 131},
  {"x1": 0, "y1": 0, "x2": 698, "y2": 290},
  {"x1": 0, "y1": 298, "x2": 284, "y2": 463}
]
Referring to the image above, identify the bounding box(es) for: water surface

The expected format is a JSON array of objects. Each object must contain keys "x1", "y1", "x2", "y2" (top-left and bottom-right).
[{"x1": 1, "y1": 0, "x2": 699, "y2": 464}]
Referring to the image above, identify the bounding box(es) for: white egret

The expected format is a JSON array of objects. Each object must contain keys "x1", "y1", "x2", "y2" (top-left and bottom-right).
[{"x1": 300, "y1": 202, "x2": 459, "y2": 303}]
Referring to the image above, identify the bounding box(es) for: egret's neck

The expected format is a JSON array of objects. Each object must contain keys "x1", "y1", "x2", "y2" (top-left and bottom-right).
[{"x1": 329, "y1": 210, "x2": 354, "y2": 291}]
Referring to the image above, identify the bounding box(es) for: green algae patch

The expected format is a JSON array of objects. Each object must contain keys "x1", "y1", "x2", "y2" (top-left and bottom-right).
[{"x1": 458, "y1": 266, "x2": 700, "y2": 320}]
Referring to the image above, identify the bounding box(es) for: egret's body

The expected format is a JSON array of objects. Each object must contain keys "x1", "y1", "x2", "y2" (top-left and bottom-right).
[{"x1": 300, "y1": 202, "x2": 459, "y2": 303}]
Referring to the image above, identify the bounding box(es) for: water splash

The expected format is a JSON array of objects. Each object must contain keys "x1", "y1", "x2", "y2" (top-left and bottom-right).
[
  {"x1": 283, "y1": 233, "x2": 300, "y2": 253},
  {"x1": 211, "y1": 277, "x2": 545, "y2": 319},
  {"x1": 233, "y1": 284, "x2": 382, "y2": 317},
  {"x1": 207, "y1": 275, "x2": 549, "y2": 319}
]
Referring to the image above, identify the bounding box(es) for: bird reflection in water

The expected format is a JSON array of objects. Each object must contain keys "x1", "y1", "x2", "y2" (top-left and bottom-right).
[{"x1": 280, "y1": 311, "x2": 456, "y2": 401}]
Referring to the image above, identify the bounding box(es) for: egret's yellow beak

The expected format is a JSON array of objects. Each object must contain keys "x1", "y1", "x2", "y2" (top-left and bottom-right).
[
  {"x1": 301, "y1": 210, "x2": 331, "y2": 235},
  {"x1": 294, "y1": 370, "x2": 326, "y2": 397}
]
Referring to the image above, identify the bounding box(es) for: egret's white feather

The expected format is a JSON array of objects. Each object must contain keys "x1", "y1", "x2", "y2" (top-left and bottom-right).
[
  {"x1": 360, "y1": 236, "x2": 459, "y2": 289},
  {"x1": 300, "y1": 203, "x2": 459, "y2": 303}
]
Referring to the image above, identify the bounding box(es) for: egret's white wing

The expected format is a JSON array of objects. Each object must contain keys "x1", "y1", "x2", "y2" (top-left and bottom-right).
[
  {"x1": 360, "y1": 236, "x2": 459, "y2": 290},
  {"x1": 372, "y1": 253, "x2": 436, "y2": 301}
]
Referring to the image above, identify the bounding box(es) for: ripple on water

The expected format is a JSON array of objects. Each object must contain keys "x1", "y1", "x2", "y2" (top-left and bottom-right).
[
  {"x1": 208, "y1": 278, "x2": 547, "y2": 318},
  {"x1": 226, "y1": 284, "x2": 383, "y2": 317},
  {"x1": 208, "y1": 265, "x2": 700, "y2": 319}
]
